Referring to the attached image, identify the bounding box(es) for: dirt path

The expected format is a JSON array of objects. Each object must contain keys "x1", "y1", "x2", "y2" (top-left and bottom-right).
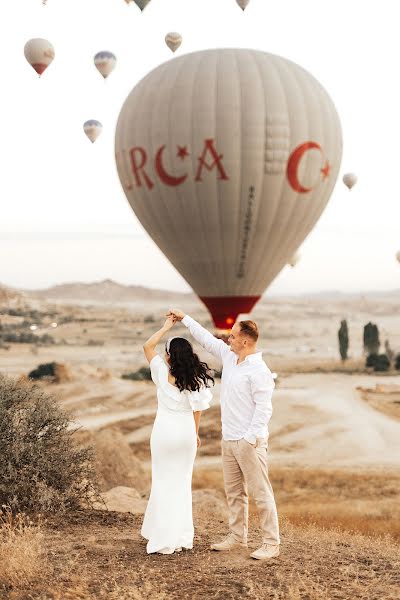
[
  {"x1": 270, "y1": 373, "x2": 400, "y2": 467},
  {"x1": 111, "y1": 374, "x2": 400, "y2": 469},
  {"x1": 5, "y1": 509, "x2": 399, "y2": 600}
]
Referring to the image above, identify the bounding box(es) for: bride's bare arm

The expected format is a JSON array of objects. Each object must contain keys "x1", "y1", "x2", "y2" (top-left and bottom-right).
[
  {"x1": 193, "y1": 411, "x2": 202, "y2": 447},
  {"x1": 143, "y1": 316, "x2": 176, "y2": 363}
]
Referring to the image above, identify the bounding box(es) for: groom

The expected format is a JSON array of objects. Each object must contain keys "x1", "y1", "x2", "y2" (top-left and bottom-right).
[{"x1": 167, "y1": 309, "x2": 280, "y2": 560}]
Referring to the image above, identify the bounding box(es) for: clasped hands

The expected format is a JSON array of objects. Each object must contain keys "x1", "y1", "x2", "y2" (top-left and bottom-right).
[{"x1": 163, "y1": 308, "x2": 185, "y2": 330}]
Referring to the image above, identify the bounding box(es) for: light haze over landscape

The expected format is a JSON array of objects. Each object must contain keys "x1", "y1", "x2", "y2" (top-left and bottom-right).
[
  {"x1": 1, "y1": 0, "x2": 399, "y2": 294},
  {"x1": 1, "y1": 3, "x2": 400, "y2": 598}
]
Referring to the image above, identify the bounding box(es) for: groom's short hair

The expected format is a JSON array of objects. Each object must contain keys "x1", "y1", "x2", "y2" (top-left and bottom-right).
[{"x1": 239, "y1": 320, "x2": 259, "y2": 342}]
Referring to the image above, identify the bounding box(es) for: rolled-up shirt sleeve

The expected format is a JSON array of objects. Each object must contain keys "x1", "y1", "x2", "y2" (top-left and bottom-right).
[
  {"x1": 244, "y1": 370, "x2": 275, "y2": 445},
  {"x1": 182, "y1": 315, "x2": 232, "y2": 362}
]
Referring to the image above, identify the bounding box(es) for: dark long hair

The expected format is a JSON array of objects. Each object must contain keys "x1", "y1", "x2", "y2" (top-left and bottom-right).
[{"x1": 166, "y1": 337, "x2": 215, "y2": 393}]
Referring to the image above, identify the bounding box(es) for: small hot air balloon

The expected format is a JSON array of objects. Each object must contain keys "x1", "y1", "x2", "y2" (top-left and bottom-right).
[
  {"x1": 288, "y1": 252, "x2": 301, "y2": 268},
  {"x1": 343, "y1": 173, "x2": 357, "y2": 190},
  {"x1": 94, "y1": 51, "x2": 117, "y2": 79},
  {"x1": 236, "y1": 0, "x2": 250, "y2": 9},
  {"x1": 24, "y1": 38, "x2": 54, "y2": 76},
  {"x1": 83, "y1": 120, "x2": 103, "y2": 143},
  {"x1": 165, "y1": 32, "x2": 182, "y2": 53},
  {"x1": 115, "y1": 49, "x2": 342, "y2": 329},
  {"x1": 396, "y1": 250, "x2": 400, "y2": 263},
  {"x1": 126, "y1": 0, "x2": 151, "y2": 10}
]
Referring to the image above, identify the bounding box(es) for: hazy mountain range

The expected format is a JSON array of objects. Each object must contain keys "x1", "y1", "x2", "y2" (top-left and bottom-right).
[{"x1": 1, "y1": 279, "x2": 399, "y2": 306}]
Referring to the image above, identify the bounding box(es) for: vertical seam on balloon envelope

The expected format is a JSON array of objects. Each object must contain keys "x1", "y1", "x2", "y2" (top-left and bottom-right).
[
  {"x1": 134, "y1": 71, "x2": 169, "y2": 248},
  {"x1": 215, "y1": 50, "x2": 227, "y2": 293},
  {"x1": 166, "y1": 55, "x2": 196, "y2": 269},
  {"x1": 191, "y1": 50, "x2": 218, "y2": 292},
  {"x1": 260, "y1": 56, "x2": 311, "y2": 290},
  {"x1": 245, "y1": 54, "x2": 290, "y2": 294},
  {"x1": 149, "y1": 60, "x2": 186, "y2": 257},
  {"x1": 116, "y1": 87, "x2": 150, "y2": 237},
  {"x1": 233, "y1": 49, "x2": 244, "y2": 297},
  {"x1": 242, "y1": 50, "x2": 268, "y2": 295},
  {"x1": 267, "y1": 61, "x2": 339, "y2": 290},
  {"x1": 285, "y1": 65, "x2": 336, "y2": 279},
  {"x1": 287, "y1": 67, "x2": 333, "y2": 268},
  {"x1": 120, "y1": 74, "x2": 164, "y2": 249}
]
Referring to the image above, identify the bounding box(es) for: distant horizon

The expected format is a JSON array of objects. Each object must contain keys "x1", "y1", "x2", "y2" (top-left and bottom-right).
[{"x1": 2, "y1": 277, "x2": 399, "y2": 299}]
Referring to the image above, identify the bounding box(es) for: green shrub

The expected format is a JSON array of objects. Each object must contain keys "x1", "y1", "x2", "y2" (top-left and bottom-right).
[
  {"x1": 122, "y1": 366, "x2": 152, "y2": 381},
  {"x1": 87, "y1": 339, "x2": 104, "y2": 346},
  {"x1": 366, "y1": 353, "x2": 390, "y2": 372},
  {"x1": 366, "y1": 353, "x2": 379, "y2": 368},
  {"x1": 0, "y1": 375, "x2": 100, "y2": 514},
  {"x1": 28, "y1": 362, "x2": 57, "y2": 381},
  {"x1": 395, "y1": 354, "x2": 400, "y2": 371},
  {"x1": 0, "y1": 332, "x2": 55, "y2": 345}
]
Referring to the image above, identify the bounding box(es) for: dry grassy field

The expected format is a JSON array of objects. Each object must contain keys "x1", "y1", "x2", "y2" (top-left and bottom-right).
[{"x1": 1, "y1": 286, "x2": 400, "y2": 599}]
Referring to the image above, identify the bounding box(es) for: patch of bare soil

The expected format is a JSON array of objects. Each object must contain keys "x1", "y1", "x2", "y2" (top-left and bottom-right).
[
  {"x1": 2, "y1": 509, "x2": 400, "y2": 600},
  {"x1": 357, "y1": 384, "x2": 400, "y2": 421},
  {"x1": 75, "y1": 428, "x2": 151, "y2": 493}
]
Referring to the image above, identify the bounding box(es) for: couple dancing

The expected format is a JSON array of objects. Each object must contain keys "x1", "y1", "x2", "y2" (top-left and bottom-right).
[{"x1": 141, "y1": 309, "x2": 280, "y2": 560}]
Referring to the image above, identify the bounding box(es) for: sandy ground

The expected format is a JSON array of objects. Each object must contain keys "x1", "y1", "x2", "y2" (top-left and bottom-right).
[
  {"x1": 2, "y1": 293, "x2": 400, "y2": 598},
  {"x1": 3, "y1": 509, "x2": 399, "y2": 600},
  {"x1": 56, "y1": 372, "x2": 400, "y2": 469}
]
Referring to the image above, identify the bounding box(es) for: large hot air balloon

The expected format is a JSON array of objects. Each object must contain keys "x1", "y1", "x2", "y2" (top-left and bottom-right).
[
  {"x1": 236, "y1": 0, "x2": 250, "y2": 9},
  {"x1": 165, "y1": 32, "x2": 182, "y2": 53},
  {"x1": 115, "y1": 49, "x2": 342, "y2": 329},
  {"x1": 343, "y1": 172, "x2": 357, "y2": 190},
  {"x1": 24, "y1": 38, "x2": 54, "y2": 76},
  {"x1": 94, "y1": 51, "x2": 117, "y2": 79},
  {"x1": 84, "y1": 120, "x2": 103, "y2": 143}
]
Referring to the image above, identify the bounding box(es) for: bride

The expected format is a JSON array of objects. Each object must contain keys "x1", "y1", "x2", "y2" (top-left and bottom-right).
[{"x1": 141, "y1": 315, "x2": 214, "y2": 554}]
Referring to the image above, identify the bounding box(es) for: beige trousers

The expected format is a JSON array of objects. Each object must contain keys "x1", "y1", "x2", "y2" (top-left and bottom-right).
[{"x1": 221, "y1": 438, "x2": 280, "y2": 545}]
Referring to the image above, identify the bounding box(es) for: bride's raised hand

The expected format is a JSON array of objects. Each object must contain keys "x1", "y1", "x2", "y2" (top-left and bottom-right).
[{"x1": 163, "y1": 315, "x2": 176, "y2": 330}]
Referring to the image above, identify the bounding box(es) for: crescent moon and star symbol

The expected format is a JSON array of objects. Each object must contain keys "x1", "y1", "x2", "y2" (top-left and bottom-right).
[
  {"x1": 287, "y1": 141, "x2": 331, "y2": 193},
  {"x1": 155, "y1": 145, "x2": 189, "y2": 186}
]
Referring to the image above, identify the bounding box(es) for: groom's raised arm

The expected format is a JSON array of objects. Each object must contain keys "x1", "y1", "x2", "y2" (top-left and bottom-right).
[
  {"x1": 168, "y1": 309, "x2": 232, "y2": 362},
  {"x1": 183, "y1": 315, "x2": 232, "y2": 362}
]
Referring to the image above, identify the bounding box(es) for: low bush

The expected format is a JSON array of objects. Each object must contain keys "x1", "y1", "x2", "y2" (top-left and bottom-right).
[
  {"x1": 122, "y1": 366, "x2": 152, "y2": 381},
  {"x1": 0, "y1": 375, "x2": 100, "y2": 514},
  {"x1": 0, "y1": 332, "x2": 55, "y2": 345},
  {"x1": 366, "y1": 353, "x2": 390, "y2": 372},
  {"x1": 28, "y1": 362, "x2": 57, "y2": 381}
]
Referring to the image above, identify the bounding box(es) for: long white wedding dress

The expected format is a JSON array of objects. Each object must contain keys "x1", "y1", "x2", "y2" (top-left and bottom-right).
[{"x1": 141, "y1": 354, "x2": 212, "y2": 554}]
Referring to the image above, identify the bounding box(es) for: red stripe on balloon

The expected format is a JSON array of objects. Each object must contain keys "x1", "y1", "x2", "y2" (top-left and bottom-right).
[{"x1": 199, "y1": 296, "x2": 261, "y2": 329}]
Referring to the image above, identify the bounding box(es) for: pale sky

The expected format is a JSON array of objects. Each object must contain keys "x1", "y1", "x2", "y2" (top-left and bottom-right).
[{"x1": 1, "y1": 0, "x2": 399, "y2": 294}]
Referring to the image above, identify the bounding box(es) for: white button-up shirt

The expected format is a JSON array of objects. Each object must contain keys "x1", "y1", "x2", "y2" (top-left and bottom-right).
[{"x1": 182, "y1": 315, "x2": 275, "y2": 445}]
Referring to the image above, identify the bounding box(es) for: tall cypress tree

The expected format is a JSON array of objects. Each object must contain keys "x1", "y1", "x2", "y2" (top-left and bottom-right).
[
  {"x1": 338, "y1": 320, "x2": 349, "y2": 361},
  {"x1": 363, "y1": 322, "x2": 380, "y2": 355}
]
